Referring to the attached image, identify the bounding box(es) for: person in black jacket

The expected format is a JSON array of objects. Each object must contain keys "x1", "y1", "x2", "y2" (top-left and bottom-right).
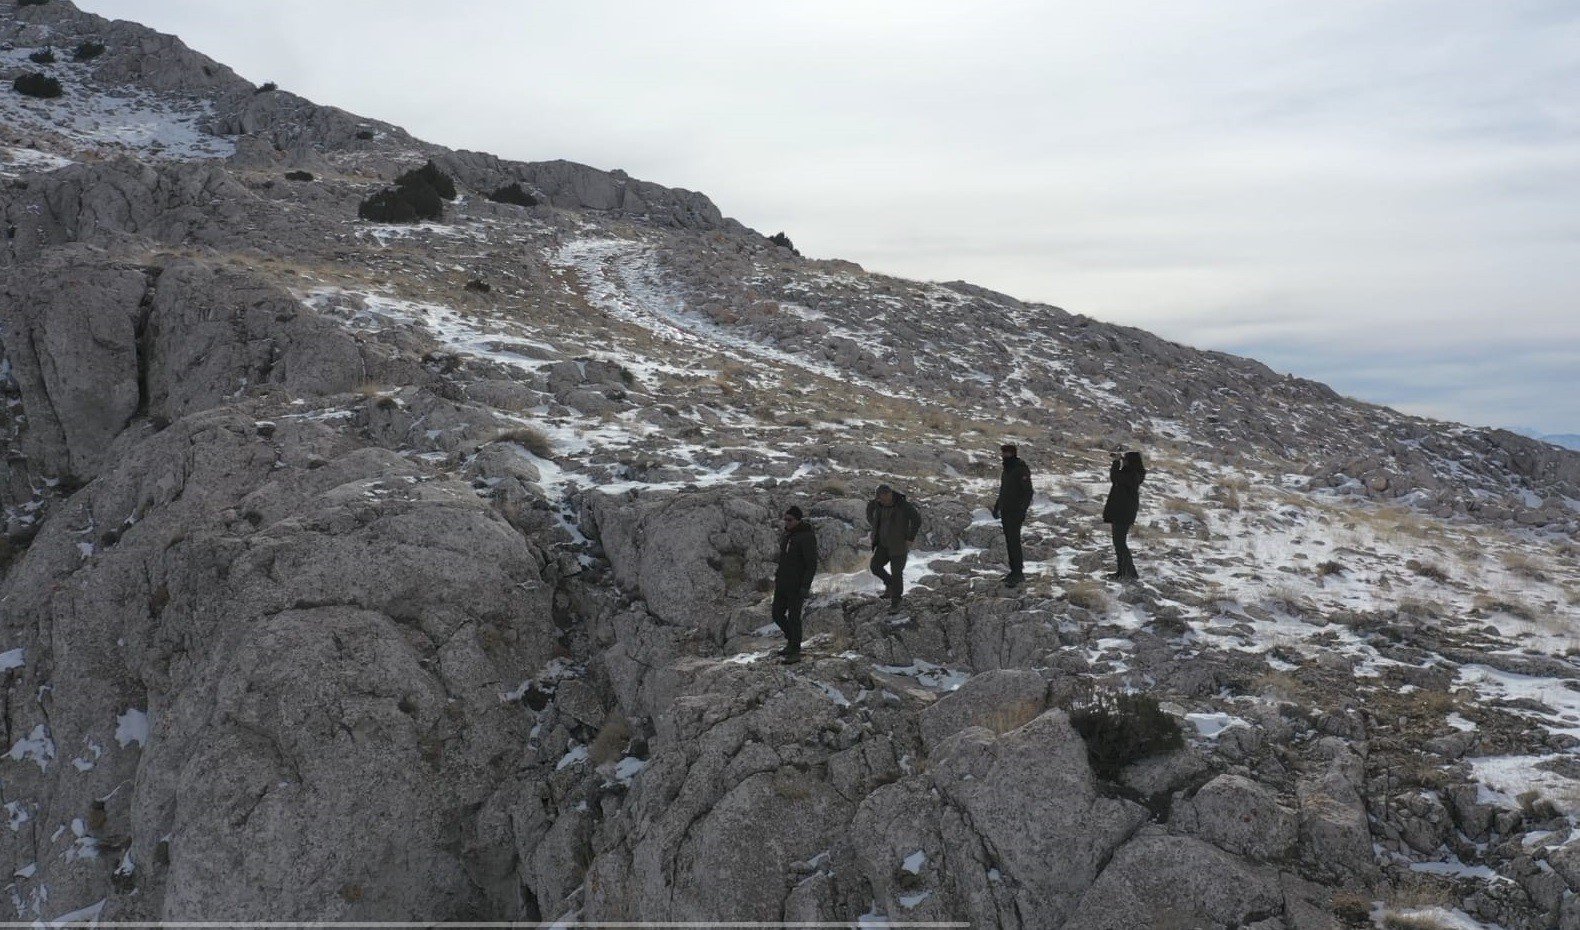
[
  {"x1": 773, "y1": 506, "x2": 819, "y2": 663},
  {"x1": 1102, "y1": 451, "x2": 1145, "y2": 580},
  {"x1": 866, "y1": 485, "x2": 922, "y2": 612},
  {"x1": 991, "y1": 444, "x2": 1033, "y2": 586}
]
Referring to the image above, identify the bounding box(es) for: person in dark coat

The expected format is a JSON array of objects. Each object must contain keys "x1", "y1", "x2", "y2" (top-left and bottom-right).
[
  {"x1": 866, "y1": 484, "x2": 922, "y2": 612},
  {"x1": 773, "y1": 506, "x2": 819, "y2": 663},
  {"x1": 992, "y1": 444, "x2": 1033, "y2": 586},
  {"x1": 1102, "y1": 451, "x2": 1145, "y2": 580}
]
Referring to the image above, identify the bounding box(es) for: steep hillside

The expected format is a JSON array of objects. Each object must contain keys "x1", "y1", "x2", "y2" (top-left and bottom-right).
[{"x1": 3, "y1": 3, "x2": 1579, "y2": 928}]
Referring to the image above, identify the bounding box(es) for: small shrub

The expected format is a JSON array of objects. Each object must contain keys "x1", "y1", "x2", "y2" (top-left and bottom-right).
[
  {"x1": 1067, "y1": 690, "x2": 1183, "y2": 781},
  {"x1": 588, "y1": 711, "x2": 632, "y2": 765},
  {"x1": 72, "y1": 40, "x2": 105, "y2": 61},
  {"x1": 283, "y1": 170, "x2": 314, "y2": 182},
  {"x1": 395, "y1": 161, "x2": 456, "y2": 200},
  {"x1": 13, "y1": 72, "x2": 62, "y2": 99},
  {"x1": 1330, "y1": 891, "x2": 1371, "y2": 923},
  {"x1": 1397, "y1": 596, "x2": 1442, "y2": 619},
  {"x1": 358, "y1": 161, "x2": 457, "y2": 223},
  {"x1": 355, "y1": 129, "x2": 375, "y2": 140},
  {"x1": 27, "y1": 47, "x2": 55, "y2": 64},
  {"x1": 1502, "y1": 550, "x2": 1547, "y2": 581},
  {"x1": 18, "y1": 0, "x2": 49, "y2": 7},
  {"x1": 1472, "y1": 593, "x2": 1535, "y2": 620},
  {"x1": 358, "y1": 182, "x2": 442, "y2": 223},
  {"x1": 1262, "y1": 583, "x2": 1310, "y2": 615},
  {"x1": 1316, "y1": 560, "x2": 1345, "y2": 579},
  {"x1": 1064, "y1": 580, "x2": 1110, "y2": 612},
  {"x1": 254, "y1": 81, "x2": 277, "y2": 94},
  {"x1": 979, "y1": 698, "x2": 1046, "y2": 735},
  {"x1": 464, "y1": 279, "x2": 491, "y2": 293},
  {"x1": 358, "y1": 187, "x2": 418, "y2": 223},
  {"x1": 768, "y1": 231, "x2": 799, "y2": 255},
  {"x1": 487, "y1": 182, "x2": 538, "y2": 207},
  {"x1": 1163, "y1": 498, "x2": 1209, "y2": 522},
  {"x1": 1407, "y1": 559, "x2": 1450, "y2": 584},
  {"x1": 494, "y1": 426, "x2": 552, "y2": 458}
]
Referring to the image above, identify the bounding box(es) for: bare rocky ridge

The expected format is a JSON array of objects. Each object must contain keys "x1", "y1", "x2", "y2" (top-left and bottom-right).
[{"x1": 2, "y1": 2, "x2": 1579, "y2": 927}]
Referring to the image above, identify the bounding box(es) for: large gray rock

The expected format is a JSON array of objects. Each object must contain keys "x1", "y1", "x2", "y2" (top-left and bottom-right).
[
  {"x1": 1174, "y1": 774, "x2": 1298, "y2": 862},
  {"x1": 918, "y1": 668, "x2": 1048, "y2": 751},
  {"x1": 925, "y1": 712, "x2": 1150, "y2": 927},
  {"x1": 1295, "y1": 739, "x2": 1376, "y2": 884},
  {"x1": 0, "y1": 410, "x2": 559, "y2": 921},
  {"x1": 587, "y1": 489, "x2": 778, "y2": 641},
  {"x1": 1062, "y1": 833, "x2": 1284, "y2": 930},
  {"x1": 0, "y1": 261, "x2": 148, "y2": 478}
]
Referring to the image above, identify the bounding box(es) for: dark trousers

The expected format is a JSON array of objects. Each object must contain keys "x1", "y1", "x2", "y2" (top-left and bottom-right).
[
  {"x1": 772, "y1": 588, "x2": 806, "y2": 652},
  {"x1": 1112, "y1": 520, "x2": 1137, "y2": 578},
  {"x1": 870, "y1": 544, "x2": 908, "y2": 601},
  {"x1": 1002, "y1": 516, "x2": 1025, "y2": 575}
]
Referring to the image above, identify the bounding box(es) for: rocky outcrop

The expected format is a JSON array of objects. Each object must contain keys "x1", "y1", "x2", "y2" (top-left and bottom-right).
[
  {"x1": 4, "y1": 2, "x2": 1578, "y2": 927},
  {"x1": 0, "y1": 407, "x2": 561, "y2": 920}
]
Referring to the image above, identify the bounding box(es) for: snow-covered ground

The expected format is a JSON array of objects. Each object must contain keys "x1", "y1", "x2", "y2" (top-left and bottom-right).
[{"x1": 0, "y1": 49, "x2": 233, "y2": 162}]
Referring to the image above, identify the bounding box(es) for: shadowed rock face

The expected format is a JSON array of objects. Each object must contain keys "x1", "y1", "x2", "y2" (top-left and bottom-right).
[{"x1": 3, "y1": 2, "x2": 1579, "y2": 928}]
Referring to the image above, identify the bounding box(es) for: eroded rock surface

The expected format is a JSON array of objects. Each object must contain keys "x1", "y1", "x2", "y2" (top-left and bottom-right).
[{"x1": 3, "y1": 2, "x2": 1579, "y2": 927}]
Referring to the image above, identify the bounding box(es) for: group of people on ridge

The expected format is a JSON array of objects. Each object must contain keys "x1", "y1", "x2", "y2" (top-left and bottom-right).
[{"x1": 771, "y1": 444, "x2": 1147, "y2": 664}]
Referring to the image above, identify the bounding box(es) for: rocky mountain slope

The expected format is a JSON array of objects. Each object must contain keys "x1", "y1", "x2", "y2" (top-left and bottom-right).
[{"x1": 3, "y1": 2, "x2": 1579, "y2": 927}]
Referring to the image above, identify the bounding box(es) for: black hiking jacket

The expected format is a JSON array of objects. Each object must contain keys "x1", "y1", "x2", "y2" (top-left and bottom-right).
[
  {"x1": 1103, "y1": 459, "x2": 1145, "y2": 524},
  {"x1": 866, "y1": 493, "x2": 922, "y2": 552},
  {"x1": 994, "y1": 456, "x2": 1033, "y2": 522},
  {"x1": 774, "y1": 521, "x2": 819, "y2": 594}
]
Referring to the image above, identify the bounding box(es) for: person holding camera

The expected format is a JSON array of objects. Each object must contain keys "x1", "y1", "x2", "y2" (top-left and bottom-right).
[
  {"x1": 1102, "y1": 450, "x2": 1146, "y2": 580},
  {"x1": 992, "y1": 443, "x2": 1034, "y2": 587}
]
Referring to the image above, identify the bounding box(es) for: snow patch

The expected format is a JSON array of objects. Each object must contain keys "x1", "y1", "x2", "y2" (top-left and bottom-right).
[{"x1": 114, "y1": 709, "x2": 149, "y2": 748}]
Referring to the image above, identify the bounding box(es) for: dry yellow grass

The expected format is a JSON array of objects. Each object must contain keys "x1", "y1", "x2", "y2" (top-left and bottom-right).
[
  {"x1": 589, "y1": 711, "x2": 633, "y2": 765},
  {"x1": 1065, "y1": 580, "x2": 1111, "y2": 612},
  {"x1": 1501, "y1": 550, "x2": 1548, "y2": 581},
  {"x1": 1162, "y1": 498, "x2": 1210, "y2": 522},
  {"x1": 492, "y1": 426, "x2": 552, "y2": 458},
  {"x1": 1472, "y1": 593, "x2": 1536, "y2": 621}
]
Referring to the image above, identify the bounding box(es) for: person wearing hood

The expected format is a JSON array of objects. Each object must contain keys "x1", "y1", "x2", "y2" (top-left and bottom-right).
[
  {"x1": 867, "y1": 484, "x2": 921, "y2": 612},
  {"x1": 1102, "y1": 450, "x2": 1145, "y2": 580},
  {"x1": 991, "y1": 444, "x2": 1033, "y2": 586},
  {"x1": 773, "y1": 506, "x2": 819, "y2": 664}
]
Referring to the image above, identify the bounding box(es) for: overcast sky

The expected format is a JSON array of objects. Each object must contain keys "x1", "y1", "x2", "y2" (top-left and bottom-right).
[{"x1": 84, "y1": 0, "x2": 1580, "y2": 436}]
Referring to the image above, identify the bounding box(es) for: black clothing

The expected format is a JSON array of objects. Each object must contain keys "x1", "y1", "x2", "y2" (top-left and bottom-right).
[
  {"x1": 1112, "y1": 520, "x2": 1137, "y2": 579},
  {"x1": 1102, "y1": 459, "x2": 1144, "y2": 525},
  {"x1": 772, "y1": 588, "x2": 807, "y2": 653},
  {"x1": 993, "y1": 455, "x2": 1032, "y2": 577},
  {"x1": 870, "y1": 544, "x2": 909, "y2": 603},
  {"x1": 774, "y1": 521, "x2": 819, "y2": 594},
  {"x1": 1002, "y1": 515, "x2": 1025, "y2": 577},
  {"x1": 866, "y1": 493, "x2": 922, "y2": 553},
  {"x1": 993, "y1": 456, "x2": 1034, "y2": 521}
]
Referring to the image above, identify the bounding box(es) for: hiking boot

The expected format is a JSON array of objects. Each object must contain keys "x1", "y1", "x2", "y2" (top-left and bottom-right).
[
  {"x1": 1105, "y1": 572, "x2": 1124, "y2": 581},
  {"x1": 888, "y1": 599, "x2": 903, "y2": 614},
  {"x1": 1004, "y1": 573, "x2": 1024, "y2": 588},
  {"x1": 779, "y1": 651, "x2": 802, "y2": 665}
]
